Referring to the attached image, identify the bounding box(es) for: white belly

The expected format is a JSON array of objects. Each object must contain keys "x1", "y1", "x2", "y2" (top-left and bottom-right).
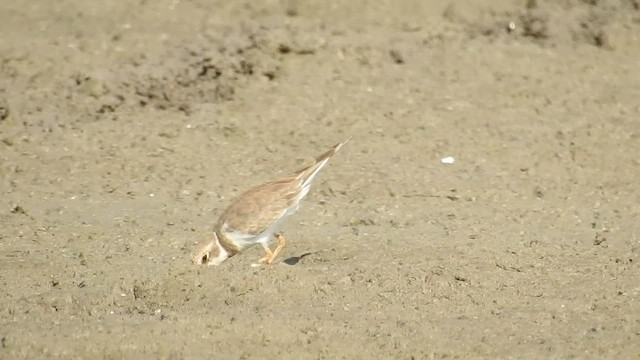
[{"x1": 222, "y1": 204, "x2": 299, "y2": 251}]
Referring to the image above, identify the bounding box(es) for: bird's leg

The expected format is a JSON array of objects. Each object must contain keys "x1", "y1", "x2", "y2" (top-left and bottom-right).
[
  {"x1": 267, "y1": 233, "x2": 287, "y2": 265},
  {"x1": 258, "y1": 243, "x2": 274, "y2": 263}
]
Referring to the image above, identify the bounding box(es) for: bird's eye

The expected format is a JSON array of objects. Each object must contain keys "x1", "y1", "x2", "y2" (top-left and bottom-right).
[{"x1": 201, "y1": 253, "x2": 209, "y2": 263}]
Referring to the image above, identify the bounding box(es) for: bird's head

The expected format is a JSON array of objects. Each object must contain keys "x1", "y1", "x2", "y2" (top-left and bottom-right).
[{"x1": 192, "y1": 235, "x2": 229, "y2": 266}]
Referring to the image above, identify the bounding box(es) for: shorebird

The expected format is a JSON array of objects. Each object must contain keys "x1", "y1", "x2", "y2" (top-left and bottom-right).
[{"x1": 192, "y1": 138, "x2": 350, "y2": 266}]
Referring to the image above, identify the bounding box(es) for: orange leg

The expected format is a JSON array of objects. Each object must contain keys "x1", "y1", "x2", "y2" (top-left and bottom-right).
[
  {"x1": 266, "y1": 233, "x2": 287, "y2": 265},
  {"x1": 258, "y1": 243, "x2": 273, "y2": 263}
]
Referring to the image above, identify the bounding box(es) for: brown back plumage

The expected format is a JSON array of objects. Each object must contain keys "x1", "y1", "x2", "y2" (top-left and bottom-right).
[{"x1": 216, "y1": 138, "x2": 350, "y2": 236}]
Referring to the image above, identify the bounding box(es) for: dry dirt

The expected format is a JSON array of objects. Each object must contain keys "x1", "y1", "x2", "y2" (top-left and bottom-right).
[{"x1": 1, "y1": 0, "x2": 640, "y2": 359}]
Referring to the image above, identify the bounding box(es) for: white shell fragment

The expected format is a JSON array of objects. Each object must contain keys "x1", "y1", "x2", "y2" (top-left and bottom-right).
[{"x1": 441, "y1": 156, "x2": 455, "y2": 164}]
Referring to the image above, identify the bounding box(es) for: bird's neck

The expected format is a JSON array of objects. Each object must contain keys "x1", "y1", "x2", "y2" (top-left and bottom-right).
[
  {"x1": 214, "y1": 229, "x2": 241, "y2": 256},
  {"x1": 209, "y1": 235, "x2": 231, "y2": 265}
]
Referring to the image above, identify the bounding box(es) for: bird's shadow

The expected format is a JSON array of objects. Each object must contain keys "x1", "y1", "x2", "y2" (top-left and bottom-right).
[{"x1": 283, "y1": 252, "x2": 315, "y2": 266}]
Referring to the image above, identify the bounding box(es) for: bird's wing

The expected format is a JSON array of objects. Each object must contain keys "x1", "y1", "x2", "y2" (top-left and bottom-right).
[
  {"x1": 217, "y1": 177, "x2": 301, "y2": 236},
  {"x1": 217, "y1": 138, "x2": 350, "y2": 237}
]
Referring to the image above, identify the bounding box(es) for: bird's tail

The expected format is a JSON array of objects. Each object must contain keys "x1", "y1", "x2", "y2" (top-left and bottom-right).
[{"x1": 295, "y1": 137, "x2": 351, "y2": 188}]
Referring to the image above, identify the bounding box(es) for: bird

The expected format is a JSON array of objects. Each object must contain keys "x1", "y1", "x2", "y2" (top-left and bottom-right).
[{"x1": 192, "y1": 138, "x2": 350, "y2": 266}]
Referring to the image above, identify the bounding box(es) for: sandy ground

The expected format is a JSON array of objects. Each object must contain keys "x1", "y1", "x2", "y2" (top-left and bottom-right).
[{"x1": 1, "y1": 0, "x2": 640, "y2": 358}]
